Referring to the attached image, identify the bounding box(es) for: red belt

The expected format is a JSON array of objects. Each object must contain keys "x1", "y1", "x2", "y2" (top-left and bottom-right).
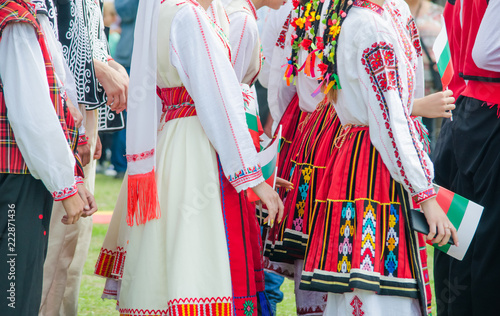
[{"x1": 156, "y1": 86, "x2": 197, "y2": 122}]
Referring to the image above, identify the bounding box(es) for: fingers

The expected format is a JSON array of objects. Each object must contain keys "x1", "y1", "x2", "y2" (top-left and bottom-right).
[
  {"x1": 106, "y1": 95, "x2": 114, "y2": 107},
  {"x1": 434, "y1": 222, "x2": 446, "y2": 246},
  {"x1": 277, "y1": 197, "x2": 284, "y2": 223},
  {"x1": 443, "y1": 89, "x2": 454, "y2": 97},
  {"x1": 444, "y1": 96, "x2": 455, "y2": 106},
  {"x1": 450, "y1": 226, "x2": 459, "y2": 247},
  {"x1": 426, "y1": 220, "x2": 436, "y2": 241},
  {"x1": 84, "y1": 194, "x2": 98, "y2": 217}
]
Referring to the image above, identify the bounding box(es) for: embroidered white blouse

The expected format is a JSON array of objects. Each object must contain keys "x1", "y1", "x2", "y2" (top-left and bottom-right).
[
  {"x1": 164, "y1": 0, "x2": 264, "y2": 191},
  {"x1": 266, "y1": 1, "x2": 330, "y2": 126},
  {"x1": 335, "y1": 0, "x2": 435, "y2": 203},
  {"x1": 259, "y1": 0, "x2": 293, "y2": 89},
  {"x1": 224, "y1": 0, "x2": 262, "y2": 86}
]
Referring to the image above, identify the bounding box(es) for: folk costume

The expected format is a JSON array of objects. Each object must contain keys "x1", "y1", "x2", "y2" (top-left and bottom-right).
[
  {"x1": 94, "y1": 0, "x2": 274, "y2": 315},
  {"x1": 223, "y1": 0, "x2": 277, "y2": 312},
  {"x1": 433, "y1": 0, "x2": 500, "y2": 315},
  {"x1": 37, "y1": 1, "x2": 105, "y2": 314},
  {"x1": 262, "y1": 0, "x2": 345, "y2": 315},
  {"x1": 301, "y1": 0, "x2": 434, "y2": 315},
  {"x1": 0, "y1": 1, "x2": 83, "y2": 314}
]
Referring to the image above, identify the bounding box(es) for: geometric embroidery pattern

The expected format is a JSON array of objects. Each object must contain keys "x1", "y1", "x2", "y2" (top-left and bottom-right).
[
  {"x1": 293, "y1": 165, "x2": 313, "y2": 232},
  {"x1": 360, "y1": 202, "x2": 377, "y2": 272},
  {"x1": 362, "y1": 42, "x2": 420, "y2": 194},
  {"x1": 338, "y1": 202, "x2": 355, "y2": 273},
  {"x1": 350, "y1": 295, "x2": 365, "y2": 316},
  {"x1": 385, "y1": 204, "x2": 400, "y2": 277}
]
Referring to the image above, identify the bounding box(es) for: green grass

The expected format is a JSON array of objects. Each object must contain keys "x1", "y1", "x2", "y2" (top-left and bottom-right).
[
  {"x1": 93, "y1": 174, "x2": 124, "y2": 211},
  {"x1": 78, "y1": 175, "x2": 437, "y2": 315}
]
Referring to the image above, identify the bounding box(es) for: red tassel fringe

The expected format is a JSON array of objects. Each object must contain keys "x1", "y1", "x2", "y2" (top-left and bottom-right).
[{"x1": 127, "y1": 169, "x2": 160, "y2": 226}]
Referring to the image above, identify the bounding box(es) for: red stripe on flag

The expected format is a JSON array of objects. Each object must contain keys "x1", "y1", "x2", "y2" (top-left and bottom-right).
[
  {"x1": 436, "y1": 187, "x2": 454, "y2": 215},
  {"x1": 441, "y1": 62, "x2": 454, "y2": 89}
]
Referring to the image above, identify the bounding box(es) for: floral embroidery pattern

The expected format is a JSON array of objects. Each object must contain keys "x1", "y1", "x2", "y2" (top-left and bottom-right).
[
  {"x1": 407, "y1": 17, "x2": 422, "y2": 57},
  {"x1": 126, "y1": 148, "x2": 155, "y2": 163},
  {"x1": 360, "y1": 202, "x2": 376, "y2": 272},
  {"x1": 350, "y1": 295, "x2": 365, "y2": 316},
  {"x1": 276, "y1": 13, "x2": 291, "y2": 49},
  {"x1": 354, "y1": 0, "x2": 384, "y2": 15},
  {"x1": 362, "y1": 42, "x2": 416, "y2": 193},
  {"x1": 52, "y1": 183, "x2": 78, "y2": 201},
  {"x1": 338, "y1": 202, "x2": 355, "y2": 273},
  {"x1": 243, "y1": 300, "x2": 255, "y2": 316},
  {"x1": 228, "y1": 165, "x2": 262, "y2": 188}
]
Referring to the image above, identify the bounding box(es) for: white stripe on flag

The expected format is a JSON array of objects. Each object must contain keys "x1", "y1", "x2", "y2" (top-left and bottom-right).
[
  {"x1": 446, "y1": 201, "x2": 483, "y2": 261},
  {"x1": 433, "y1": 15, "x2": 448, "y2": 63}
]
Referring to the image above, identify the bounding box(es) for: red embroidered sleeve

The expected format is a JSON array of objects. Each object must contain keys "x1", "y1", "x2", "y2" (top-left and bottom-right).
[{"x1": 361, "y1": 42, "x2": 433, "y2": 197}]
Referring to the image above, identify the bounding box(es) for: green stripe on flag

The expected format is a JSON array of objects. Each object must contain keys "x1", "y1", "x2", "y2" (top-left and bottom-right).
[
  {"x1": 437, "y1": 42, "x2": 452, "y2": 77},
  {"x1": 246, "y1": 112, "x2": 259, "y2": 132},
  {"x1": 261, "y1": 155, "x2": 277, "y2": 179},
  {"x1": 436, "y1": 243, "x2": 451, "y2": 253},
  {"x1": 448, "y1": 193, "x2": 468, "y2": 231}
]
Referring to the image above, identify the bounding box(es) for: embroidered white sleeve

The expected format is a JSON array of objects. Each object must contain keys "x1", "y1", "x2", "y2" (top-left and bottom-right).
[
  {"x1": 356, "y1": 32, "x2": 435, "y2": 200},
  {"x1": 170, "y1": 5, "x2": 264, "y2": 192},
  {"x1": 0, "y1": 24, "x2": 76, "y2": 198}
]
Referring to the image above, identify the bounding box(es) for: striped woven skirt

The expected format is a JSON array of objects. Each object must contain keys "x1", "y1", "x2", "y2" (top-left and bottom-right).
[
  {"x1": 301, "y1": 126, "x2": 432, "y2": 315},
  {"x1": 265, "y1": 103, "x2": 341, "y2": 269}
]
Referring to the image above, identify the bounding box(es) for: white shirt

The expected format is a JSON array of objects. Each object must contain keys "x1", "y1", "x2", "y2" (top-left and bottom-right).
[
  {"x1": 167, "y1": 3, "x2": 264, "y2": 191},
  {"x1": 472, "y1": 0, "x2": 500, "y2": 72},
  {"x1": 0, "y1": 23, "x2": 76, "y2": 198},
  {"x1": 259, "y1": 0, "x2": 293, "y2": 89},
  {"x1": 335, "y1": 2, "x2": 434, "y2": 199}
]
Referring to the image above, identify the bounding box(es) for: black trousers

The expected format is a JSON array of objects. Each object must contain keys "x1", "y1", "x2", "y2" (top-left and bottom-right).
[
  {"x1": 0, "y1": 174, "x2": 53, "y2": 315},
  {"x1": 433, "y1": 96, "x2": 500, "y2": 316}
]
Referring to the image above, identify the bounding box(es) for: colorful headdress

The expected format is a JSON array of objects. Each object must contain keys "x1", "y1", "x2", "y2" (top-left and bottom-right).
[{"x1": 284, "y1": 0, "x2": 354, "y2": 96}]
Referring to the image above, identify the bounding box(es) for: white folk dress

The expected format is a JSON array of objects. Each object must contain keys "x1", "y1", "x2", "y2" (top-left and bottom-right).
[{"x1": 95, "y1": 0, "x2": 264, "y2": 315}]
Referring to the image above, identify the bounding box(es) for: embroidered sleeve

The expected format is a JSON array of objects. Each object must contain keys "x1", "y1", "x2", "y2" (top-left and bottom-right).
[
  {"x1": 52, "y1": 182, "x2": 78, "y2": 201},
  {"x1": 170, "y1": 5, "x2": 264, "y2": 192},
  {"x1": 358, "y1": 39, "x2": 435, "y2": 203}
]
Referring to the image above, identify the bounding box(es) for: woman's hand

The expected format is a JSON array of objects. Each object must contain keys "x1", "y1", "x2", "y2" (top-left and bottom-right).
[
  {"x1": 276, "y1": 177, "x2": 293, "y2": 190},
  {"x1": 420, "y1": 197, "x2": 459, "y2": 247},
  {"x1": 251, "y1": 182, "x2": 284, "y2": 227},
  {"x1": 412, "y1": 90, "x2": 456, "y2": 119},
  {"x1": 94, "y1": 59, "x2": 129, "y2": 113}
]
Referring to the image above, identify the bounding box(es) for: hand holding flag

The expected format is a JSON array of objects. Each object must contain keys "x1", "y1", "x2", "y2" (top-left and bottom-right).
[{"x1": 433, "y1": 16, "x2": 455, "y2": 120}]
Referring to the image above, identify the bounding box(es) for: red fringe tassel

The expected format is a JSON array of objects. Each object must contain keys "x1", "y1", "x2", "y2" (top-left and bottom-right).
[{"x1": 127, "y1": 169, "x2": 160, "y2": 226}]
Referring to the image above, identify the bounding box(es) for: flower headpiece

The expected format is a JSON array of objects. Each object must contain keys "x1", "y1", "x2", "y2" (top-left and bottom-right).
[{"x1": 284, "y1": 0, "x2": 354, "y2": 96}]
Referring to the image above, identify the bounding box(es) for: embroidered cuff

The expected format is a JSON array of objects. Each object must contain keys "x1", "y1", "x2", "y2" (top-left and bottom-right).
[
  {"x1": 52, "y1": 183, "x2": 78, "y2": 201},
  {"x1": 78, "y1": 134, "x2": 88, "y2": 146},
  {"x1": 228, "y1": 166, "x2": 264, "y2": 192},
  {"x1": 75, "y1": 176, "x2": 84, "y2": 185},
  {"x1": 412, "y1": 187, "x2": 436, "y2": 204}
]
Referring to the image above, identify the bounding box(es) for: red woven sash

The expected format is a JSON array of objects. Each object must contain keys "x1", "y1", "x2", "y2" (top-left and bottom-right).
[{"x1": 157, "y1": 86, "x2": 197, "y2": 122}]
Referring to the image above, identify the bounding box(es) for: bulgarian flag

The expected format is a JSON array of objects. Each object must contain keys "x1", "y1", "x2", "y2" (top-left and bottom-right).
[
  {"x1": 242, "y1": 87, "x2": 264, "y2": 152},
  {"x1": 430, "y1": 185, "x2": 484, "y2": 261},
  {"x1": 433, "y1": 16, "x2": 455, "y2": 89},
  {"x1": 247, "y1": 126, "x2": 282, "y2": 202}
]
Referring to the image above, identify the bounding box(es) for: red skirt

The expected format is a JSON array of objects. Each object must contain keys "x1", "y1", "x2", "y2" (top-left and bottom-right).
[
  {"x1": 265, "y1": 103, "x2": 341, "y2": 265},
  {"x1": 301, "y1": 126, "x2": 432, "y2": 315}
]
